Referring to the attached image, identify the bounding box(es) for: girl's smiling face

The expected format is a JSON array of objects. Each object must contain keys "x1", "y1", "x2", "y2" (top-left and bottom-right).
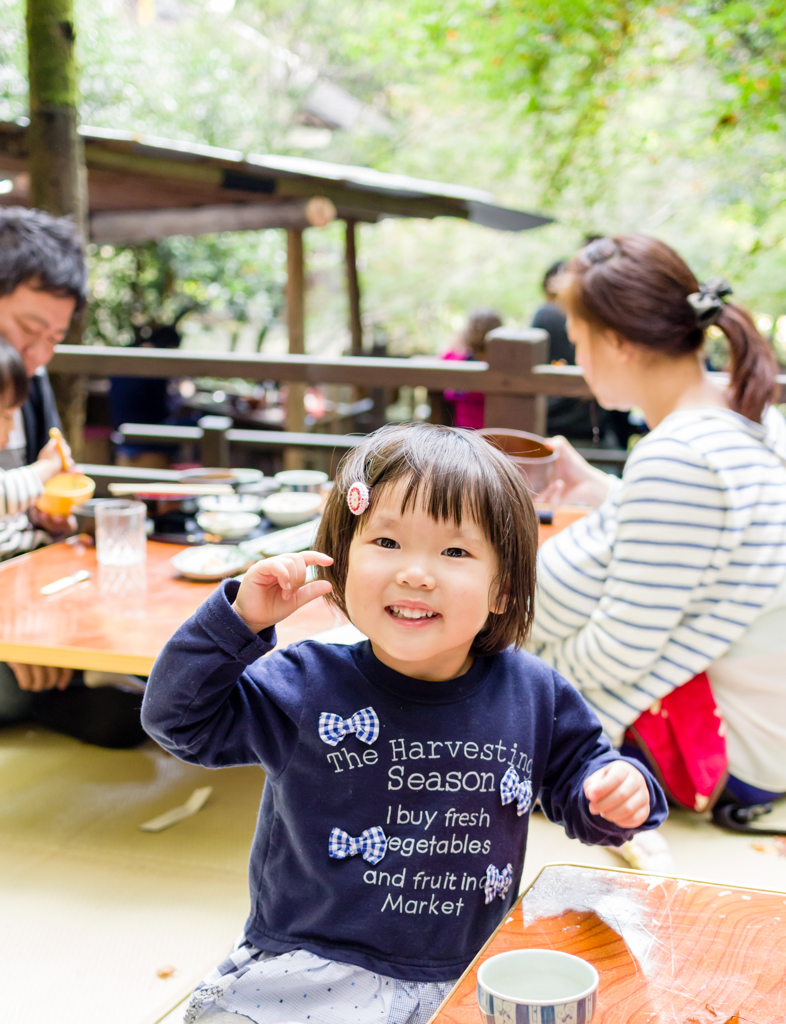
[{"x1": 344, "y1": 482, "x2": 503, "y2": 682}]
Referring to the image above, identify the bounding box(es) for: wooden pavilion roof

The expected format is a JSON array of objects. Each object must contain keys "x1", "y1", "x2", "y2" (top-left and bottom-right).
[{"x1": 0, "y1": 122, "x2": 553, "y2": 242}]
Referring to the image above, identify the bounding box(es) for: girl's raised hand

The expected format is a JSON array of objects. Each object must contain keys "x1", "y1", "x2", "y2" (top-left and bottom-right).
[
  {"x1": 232, "y1": 550, "x2": 333, "y2": 634},
  {"x1": 584, "y1": 760, "x2": 651, "y2": 829}
]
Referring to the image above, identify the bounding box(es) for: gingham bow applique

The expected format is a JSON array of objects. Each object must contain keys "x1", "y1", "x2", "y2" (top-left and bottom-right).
[
  {"x1": 328, "y1": 826, "x2": 387, "y2": 865},
  {"x1": 319, "y1": 707, "x2": 379, "y2": 746},
  {"x1": 483, "y1": 862, "x2": 514, "y2": 904},
  {"x1": 500, "y1": 765, "x2": 533, "y2": 816}
]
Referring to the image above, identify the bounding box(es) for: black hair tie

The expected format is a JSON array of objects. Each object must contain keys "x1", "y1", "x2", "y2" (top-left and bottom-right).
[
  {"x1": 687, "y1": 277, "x2": 733, "y2": 329},
  {"x1": 582, "y1": 237, "x2": 618, "y2": 265}
]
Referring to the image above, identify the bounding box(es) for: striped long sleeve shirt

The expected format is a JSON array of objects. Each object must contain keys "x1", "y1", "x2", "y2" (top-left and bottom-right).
[
  {"x1": 531, "y1": 406, "x2": 786, "y2": 746},
  {"x1": 0, "y1": 464, "x2": 50, "y2": 560}
]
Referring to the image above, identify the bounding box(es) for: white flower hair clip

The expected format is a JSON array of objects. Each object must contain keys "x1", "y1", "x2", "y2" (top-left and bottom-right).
[{"x1": 346, "y1": 481, "x2": 370, "y2": 515}]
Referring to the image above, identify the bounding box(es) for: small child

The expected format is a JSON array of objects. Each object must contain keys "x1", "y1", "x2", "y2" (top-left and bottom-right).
[
  {"x1": 142, "y1": 423, "x2": 667, "y2": 1024},
  {"x1": 0, "y1": 337, "x2": 73, "y2": 560},
  {"x1": 442, "y1": 308, "x2": 502, "y2": 429}
]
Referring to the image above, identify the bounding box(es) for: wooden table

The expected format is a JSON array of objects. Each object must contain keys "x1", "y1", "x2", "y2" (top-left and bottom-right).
[
  {"x1": 0, "y1": 505, "x2": 588, "y2": 675},
  {"x1": 537, "y1": 505, "x2": 588, "y2": 544},
  {"x1": 429, "y1": 862, "x2": 786, "y2": 1024},
  {"x1": 0, "y1": 539, "x2": 345, "y2": 674}
]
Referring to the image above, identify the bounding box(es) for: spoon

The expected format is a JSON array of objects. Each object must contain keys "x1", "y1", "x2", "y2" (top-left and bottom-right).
[{"x1": 49, "y1": 427, "x2": 70, "y2": 471}]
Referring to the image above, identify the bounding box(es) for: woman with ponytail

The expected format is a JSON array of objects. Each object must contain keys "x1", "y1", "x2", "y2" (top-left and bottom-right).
[{"x1": 532, "y1": 234, "x2": 786, "y2": 834}]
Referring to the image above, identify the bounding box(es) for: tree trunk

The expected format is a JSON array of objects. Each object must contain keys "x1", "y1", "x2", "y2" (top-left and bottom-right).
[
  {"x1": 284, "y1": 228, "x2": 306, "y2": 471},
  {"x1": 26, "y1": 0, "x2": 88, "y2": 458},
  {"x1": 345, "y1": 219, "x2": 363, "y2": 356}
]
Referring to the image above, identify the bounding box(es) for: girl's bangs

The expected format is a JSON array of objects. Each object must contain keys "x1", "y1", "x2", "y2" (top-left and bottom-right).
[
  {"x1": 357, "y1": 429, "x2": 519, "y2": 539},
  {"x1": 389, "y1": 465, "x2": 499, "y2": 533}
]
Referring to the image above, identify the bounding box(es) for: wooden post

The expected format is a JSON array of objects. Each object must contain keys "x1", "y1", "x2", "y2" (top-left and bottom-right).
[
  {"x1": 285, "y1": 228, "x2": 306, "y2": 470},
  {"x1": 198, "y1": 415, "x2": 232, "y2": 469},
  {"x1": 428, "y1": 390, "x2": 450, "y2": 425},
  {"x1": 26, "y1": 0, "x2": 89, "y2": 458},
  {"x1": 484, "y1": 328, "x2": 549, "y2": 435},
  {"x1": 345, "y1": 219, "x2": 363, "y2": 356}
]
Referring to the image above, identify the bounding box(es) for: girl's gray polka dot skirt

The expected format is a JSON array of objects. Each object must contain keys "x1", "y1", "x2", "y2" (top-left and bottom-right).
[{"x1": 186, "y1": 943, "x2": 458, "y2": 1024}]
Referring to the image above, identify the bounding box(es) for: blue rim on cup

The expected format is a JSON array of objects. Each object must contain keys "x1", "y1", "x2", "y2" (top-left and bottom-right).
[{"x1": 476, "y1": 949, "x2": 598, "y2": 1024}]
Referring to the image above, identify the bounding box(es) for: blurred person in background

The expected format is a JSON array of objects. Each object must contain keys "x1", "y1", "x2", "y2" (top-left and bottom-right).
[
  {"x1": 109, "y1": 320, "x2": 185, "y2": 468},
  {"x1": 442, "y1": 308, "x2": 503, "y2": 428},
  {"x1": 531, "y1": 258, "x2": 598, "y2": 441}
]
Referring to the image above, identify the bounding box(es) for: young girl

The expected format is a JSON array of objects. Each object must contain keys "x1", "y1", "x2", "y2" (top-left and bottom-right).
[
  {"x1": 0, "y1": 336, "x2": 73, "y2": 560},
  {"x1": 142, "y1": 422, "x2": 666, "y2": 1024}
]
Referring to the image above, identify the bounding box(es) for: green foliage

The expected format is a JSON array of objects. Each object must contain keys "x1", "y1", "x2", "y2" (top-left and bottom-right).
[
  {"x1": 84, "y1": 231, "x2": 286, "y2": 348},
  {"x1": 3, "y1": 0, "x2": 786, "y2": 357},
  {"x1": 688, "y1": 1, "x2": 786, "y2": 132}
]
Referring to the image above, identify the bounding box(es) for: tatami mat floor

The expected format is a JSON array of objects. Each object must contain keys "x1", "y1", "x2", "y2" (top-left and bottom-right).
[{"x1": 2, "y1": 724, "x2": 785, "y2": 1024}]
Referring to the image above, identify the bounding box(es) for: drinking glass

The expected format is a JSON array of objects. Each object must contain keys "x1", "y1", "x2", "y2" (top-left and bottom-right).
[{"x1": 95, "y1": 500, "x2": 147, "y2": 566}]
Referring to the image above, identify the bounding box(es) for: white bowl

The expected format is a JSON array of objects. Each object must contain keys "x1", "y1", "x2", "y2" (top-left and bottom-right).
[
  {"x1": 196, "y1": 510, "x2": 261, "y2": 539},
  {"x1": 274, "y1": 469, "x2": 329, "y2": 493},
  {"x1": 198, "y1": 493, "x2": 264, "y2": 514},
  {"x1": 260, "y1": 491, "x2": 322, "y2": 527}
]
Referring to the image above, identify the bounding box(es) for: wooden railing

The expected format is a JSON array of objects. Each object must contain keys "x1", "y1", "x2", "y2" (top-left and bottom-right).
[
  {"x1": 50, "y1": 334, "x2": 786, "y2": 473},
  {"x1": 50, "y1": 328, "x2": 586, "y2": 439}
]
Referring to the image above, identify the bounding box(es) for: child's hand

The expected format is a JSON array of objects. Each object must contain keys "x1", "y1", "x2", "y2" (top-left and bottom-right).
[
  {"x1": 233, "y1": 550, "x2": 333, "y2": 633},
  {"x1": 584, "y1": 760, "x2": 651, "y2": 829},
  {"x1": 35, "y1": 435, "x2": 74, "y2": 482}
]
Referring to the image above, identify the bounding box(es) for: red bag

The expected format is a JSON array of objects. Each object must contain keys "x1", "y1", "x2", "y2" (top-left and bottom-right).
[{"x1": 625, "y1": 672, "x2": 728, "y2": 813}]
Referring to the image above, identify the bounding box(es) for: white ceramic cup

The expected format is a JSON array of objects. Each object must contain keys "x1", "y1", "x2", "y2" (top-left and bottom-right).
[
  {"x1": 95, "y1": 499, "x2": 147, "y2": 566},
  {"x1": 476, "y1": 949, "x2": 598, "y2": 1024}
]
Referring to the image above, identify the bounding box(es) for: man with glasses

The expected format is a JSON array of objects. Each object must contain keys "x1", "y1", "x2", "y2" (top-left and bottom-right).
[{"x1": 0, "y1": 207, "x2": 145, "y2": 747}]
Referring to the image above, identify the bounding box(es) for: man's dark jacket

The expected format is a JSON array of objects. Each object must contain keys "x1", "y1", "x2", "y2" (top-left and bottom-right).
[{"x1": 22, "y1": 370, "x2": 61, "y2": 464}]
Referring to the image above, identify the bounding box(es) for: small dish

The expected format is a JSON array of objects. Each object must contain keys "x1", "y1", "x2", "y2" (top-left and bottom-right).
[
  {"x1": 260, "y1": 491, "x2": 322, "y2": 527},
  {"x1": 171, "y1": 544, "x2": 252, "y2": 581},
  {"x1": 274, "y1": 469, "x2": 329, "y2": 493},
  {"x1": 196, "y1": 510, "x2": 261, "y2": 539},
  {"x1": 198, "y1": 493, "x2": 264, "y2": 514}
]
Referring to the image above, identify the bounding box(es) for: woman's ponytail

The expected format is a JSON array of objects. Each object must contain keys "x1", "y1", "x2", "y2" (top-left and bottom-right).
[{"x1": 716, "y1": 303, "x2": 779, "y2": 424}]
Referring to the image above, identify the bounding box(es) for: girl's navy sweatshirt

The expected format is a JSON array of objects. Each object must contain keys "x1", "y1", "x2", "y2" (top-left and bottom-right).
[{"x1": 142, "y1": 580, "x2": 667, "y2": 982}]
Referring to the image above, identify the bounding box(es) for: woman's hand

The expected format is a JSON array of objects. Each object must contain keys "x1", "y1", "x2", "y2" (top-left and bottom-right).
[
  {"x1": 584, "y1": 761, "x2": 651, "y2": 829},
  {"x1": 233, "y1": 550, "x2": 334, "y2": 634},
  {"x1": 539, "y1": 435, "x2": 614, "y2": 509},
  {"x1": 34, "y1": 435, "x2": 74, "y2": 484}
]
